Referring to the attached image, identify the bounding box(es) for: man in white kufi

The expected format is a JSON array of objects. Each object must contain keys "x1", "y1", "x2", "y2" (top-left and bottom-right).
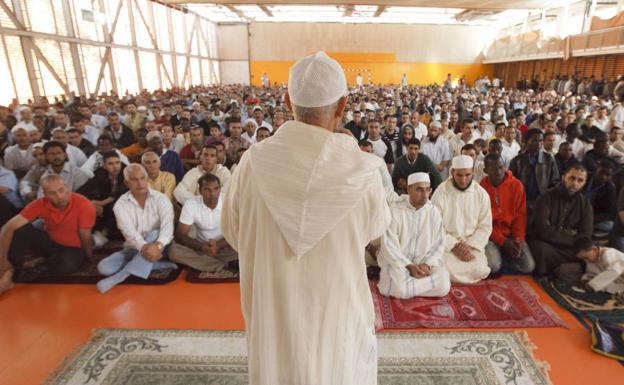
[
  {"x1": 378, "y1": 172, "x2": 450, "y2": 299},
  {"x1": 222, "y1": 51, "x2": 391, "y2": 385},
  {"x1": 431, "y1": 155, "x2": 492, "y2": 283}
]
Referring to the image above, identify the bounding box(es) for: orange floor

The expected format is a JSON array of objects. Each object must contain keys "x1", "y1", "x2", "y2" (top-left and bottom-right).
[{"x1": 0, "y1": 273, "x2": 621, "y2": 384}]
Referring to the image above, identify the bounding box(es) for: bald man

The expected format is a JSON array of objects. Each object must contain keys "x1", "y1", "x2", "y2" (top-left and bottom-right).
[{"x1": 0, "y1": 175, "x2": 96, "y2": 293}]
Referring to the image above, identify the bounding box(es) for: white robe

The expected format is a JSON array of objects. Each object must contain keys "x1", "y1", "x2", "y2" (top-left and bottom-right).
[
  {"x1": 378, "y1": 198, "x2": 450, "y2": 299},
  {"x1": 583, "y1": 247, "x2": 624, "y2": 294},
  {"x1": 431, "y1": 178, "x2": 492, "y2": 283},
  {"x1": 221, "y1": 120, "x2": 391, "y2": 385}
]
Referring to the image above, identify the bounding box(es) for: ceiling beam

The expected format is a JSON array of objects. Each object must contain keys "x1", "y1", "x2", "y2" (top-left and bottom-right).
[
  {"x1": 258, "y1": 4, "x2": 273, "y2": 16},
  {"x1": 374, "y1": 6, "x2": 387, "y2": 17},
  {"x1": 162, "y1": 0, "x2": 566, "y2": 11},
  {"x1": 224, "y1": 4, "x2": 249, "y2": 20}
]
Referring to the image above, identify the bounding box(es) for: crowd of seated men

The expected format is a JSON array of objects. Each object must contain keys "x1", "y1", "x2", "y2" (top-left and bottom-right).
[{"x1": 1, "y1": 74, "x2": 624, "y2": 297}]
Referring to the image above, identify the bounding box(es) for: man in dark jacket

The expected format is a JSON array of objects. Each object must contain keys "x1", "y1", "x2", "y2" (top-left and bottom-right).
[
  {"x1": 102, "y1": 112, "x2": 134, "y2": 149},
  {"x1": 528, "y1": 164, "x2": 593, "y2": 284},
  {"x1": 392, "y1": 138, "x2": 442, "y2": 194},
  {"x1": 510, "y1": 129, "x2": 560, "y2": 212},
  {"x1": 77, "y1": 151, "x2": 127, "y2": 242},
  {"x1": 586, "y1": 162, "x2": 617, "y2": 236}
]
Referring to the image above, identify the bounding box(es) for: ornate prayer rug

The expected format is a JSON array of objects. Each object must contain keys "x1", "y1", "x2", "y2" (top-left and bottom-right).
[
  {"x1": 46, "y1": 329, "x2": 552, "y2": 385},
  {"x1": 537, "y1": 277, "x2": 624, "y2": 323},
  {"x1": 185, "y1": 268, "x2": 239, "y2": 284},
  {"x1": 371, "y1": 279, "x2": 566, "y2": 329}
]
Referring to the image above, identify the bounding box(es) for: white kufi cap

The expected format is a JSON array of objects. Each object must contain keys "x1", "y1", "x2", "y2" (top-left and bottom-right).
[
  {"x1": 408, "y1": 172, "x2": 430, "y2": 186},
  {"x1": 451, "y1": 155, "x2": 474, "y2": 170},
  {"x1": 288, "y1": 51, "x2": 347, "y2": 108}
]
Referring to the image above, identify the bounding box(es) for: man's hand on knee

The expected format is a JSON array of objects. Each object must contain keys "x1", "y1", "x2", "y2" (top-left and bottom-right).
[{"x1": 141, "y1": 243, "x2": 163, "y2": 262}]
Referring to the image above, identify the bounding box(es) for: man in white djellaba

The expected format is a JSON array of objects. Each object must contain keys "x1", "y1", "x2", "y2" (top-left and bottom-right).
[{"x1": 222, "y1": 51, "x2": 391, "y2": 385}]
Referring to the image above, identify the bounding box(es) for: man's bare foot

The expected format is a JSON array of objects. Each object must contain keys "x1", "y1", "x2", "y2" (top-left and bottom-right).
[
  {"x1": 0, "y1": 269, "x2": 14, "y2": 295},
  {"x1": 23, "y1": 257, "x2": 45, "y2": 269}
]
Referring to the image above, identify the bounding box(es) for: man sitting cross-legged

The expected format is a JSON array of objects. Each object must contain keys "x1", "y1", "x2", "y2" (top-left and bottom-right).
[
  {"x1": 377, "y1": 172, "x2": 450, "y2": 299},
  {"x1": 0, "y1": 175, "x2": 95, "y2": 293},
  {"x1": 529, "y1": 164, "x2": 594, "y2": 285},
  {"x1": 96, "y1": 164, "x2": 176, "y2": 293},
  {"x1": 169, "y1": 173, "x2": 238, "y2": 276},
  {"x1": 431, "y1": 155, "x2": 493, "y2": 283},
  {"x1": 481, "y1": 154, "x2": 535, "y2": 275}
]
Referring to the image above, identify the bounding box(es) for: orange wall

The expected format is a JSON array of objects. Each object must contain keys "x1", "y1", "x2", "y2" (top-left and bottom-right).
[{"x1": 249, "y1": 52, "x2": 493, "y2": 86}]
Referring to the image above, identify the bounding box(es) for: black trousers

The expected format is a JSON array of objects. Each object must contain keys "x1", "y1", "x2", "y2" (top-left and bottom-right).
[
  {"x1": 528, "y1": 238, "x2": 584, "y2": 284},
  {"x1": 8, "y1": 224, "x2": 85, "y2": 274},
  {"x1": 0, "y1": 193, "x2": 18, "y2": 228}
]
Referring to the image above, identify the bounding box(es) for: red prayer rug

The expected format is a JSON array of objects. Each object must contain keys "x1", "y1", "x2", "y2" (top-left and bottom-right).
[{"x1": 371, "y1": 279, "x2": 567, "y2": 330}]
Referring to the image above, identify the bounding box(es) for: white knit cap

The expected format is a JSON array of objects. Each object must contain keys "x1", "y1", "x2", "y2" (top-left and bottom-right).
[
  {"x1": 288, "y1": 51, "x2": 347, "y2": 108},
  {"x1": 429, "y1": 120, "x2": 441, "y2": 129},
  {"x1": 408, "y1": 172, "x2": 430, "y2": 186},
  {"x1": 146, "y1": 131, "x2": 163, "y2": 141},
  {"x1": 451, "y1": 155, "x2": 474, "y2": 170}
]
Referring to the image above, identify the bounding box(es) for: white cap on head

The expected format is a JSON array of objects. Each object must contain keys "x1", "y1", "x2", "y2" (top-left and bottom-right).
[
  {"x1": 146, "y1": 131, "x2": 163, "y2": 141},
  {"x1": 408, "y1": 172, "x2": 430, "y2": 186},
  {"x1": 288, "y1": 51, "x2": 347, "y2": 108},
  {"x1": 11, "y1": 125, "x2": 30, "y2": 135},
  {"x1": 137, "y1": 105, "x2": 147, "y2": 112},
  {"x1": 451, "y1": 155, "x2": 474, "y2": 170},
  {"x1": 429, "y1": 120, "x2": 441, "y2": 129}
]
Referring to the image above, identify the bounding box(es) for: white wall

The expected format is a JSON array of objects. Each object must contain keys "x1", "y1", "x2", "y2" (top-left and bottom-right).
[
  {"x1": 218, "y1": 24, "x2": 250, "y2": 84},
  {"x1": 248, "y1": 22, "x2": 493, "y2": 63}
]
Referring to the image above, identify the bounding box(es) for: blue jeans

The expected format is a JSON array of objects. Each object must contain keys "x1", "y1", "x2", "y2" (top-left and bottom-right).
[
  {"x1": 485, "y1": 240, "x2": 536, "y2": 274},
  {"x1": 96, "y1": 230, "x2": 176, "y2": 293}
]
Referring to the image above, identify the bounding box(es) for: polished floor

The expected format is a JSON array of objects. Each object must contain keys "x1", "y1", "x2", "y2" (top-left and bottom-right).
[{"x1": 0, "y1": 273, "x2": 621, "y2": 384}]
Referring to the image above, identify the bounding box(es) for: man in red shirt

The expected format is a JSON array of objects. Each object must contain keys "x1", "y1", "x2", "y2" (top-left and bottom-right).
[
  {"x1": 0, "y1": 175, "x2": 96, "y2": 293},
  {"x1": 480, "y1": 154, "x2": 535, "y2": 275}
]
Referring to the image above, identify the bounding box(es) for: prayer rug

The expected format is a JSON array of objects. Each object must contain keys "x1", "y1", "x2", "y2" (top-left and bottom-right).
[
  {"x1": 185, "y1": 268, "x2": 239, "y2": 284},
  {"x1": 12, "y1": 241, "x2": 180, "y2": 285},
  {"x1": 591, "y1": 319, "x2": 624, "y2": 361},
  {"x1": 537, "y1": 277, "x2": 624, "y2": 323},
  {"x1": 46, "y1": 329, "x2": 552, "y2": 385},
  {"x1": 371, "y1": 279, "x2": 566, "y2": 329}
]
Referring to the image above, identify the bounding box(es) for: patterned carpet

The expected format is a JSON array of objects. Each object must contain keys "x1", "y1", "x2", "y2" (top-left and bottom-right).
[
  {"x1": 537, "y1": 277, "x2": 624, "y2": 323},
  {"x1": 47, "y1": 329, "x2": 552, "y2": 385},
  {"x1": 371, "y1": 279, "x2": 566, "y2": 329}
]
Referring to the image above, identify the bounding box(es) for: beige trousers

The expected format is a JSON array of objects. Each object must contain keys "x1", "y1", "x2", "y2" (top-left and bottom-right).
[{"x1": 169, "y1": 242, "x2": 238, "y2": 273}]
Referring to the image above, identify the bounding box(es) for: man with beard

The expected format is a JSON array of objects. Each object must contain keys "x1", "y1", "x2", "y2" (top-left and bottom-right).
[
  {"x1": 529, "y1": 164, "x2": 593, "y2": 283},
  {"x1": 431, "y1": 155, "x2": 492, "y2": 283},
  {"x1": 420, "y1": 120, "x2": 452, "y2": 179}
]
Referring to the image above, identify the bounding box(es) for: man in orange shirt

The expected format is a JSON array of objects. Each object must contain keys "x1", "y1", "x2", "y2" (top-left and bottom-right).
[
  {"x1": 0, "y1": 175, "x2": 96, "y2": 293},
  {"x1": 480, "y1": 154, "x2": 535, "y2": 274}
]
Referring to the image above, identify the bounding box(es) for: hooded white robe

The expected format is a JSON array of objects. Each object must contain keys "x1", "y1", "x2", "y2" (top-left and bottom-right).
[
  {"x1": 378, "y1": 198, "x2": 450, "y2": 299},
  {"x1": 583, "y1": 247, "x2": 624, "y2": 294},
  {"x1": 222, "y1": 120, "x2": 391, "y2": 385},
  {"x1": 431, "y1": 178, "x2": 492, "y2": 283}
]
